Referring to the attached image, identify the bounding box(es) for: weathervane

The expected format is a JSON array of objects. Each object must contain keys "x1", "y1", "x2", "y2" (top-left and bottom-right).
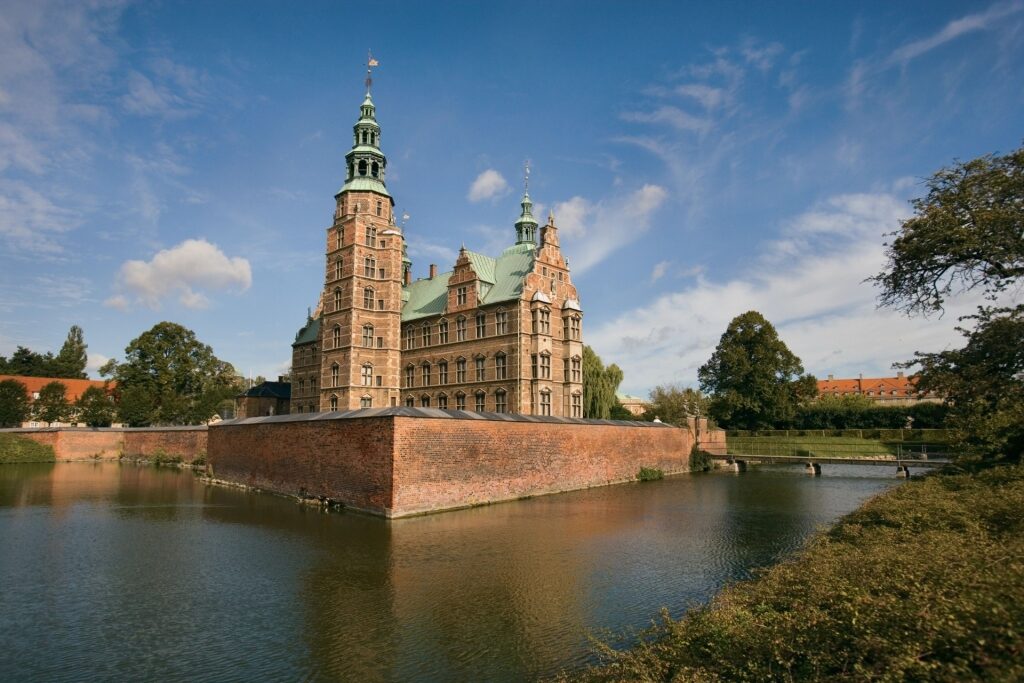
[
  {"x1": 524, "y1": 159, "x2": 531, "y2": 192},
  {"x1": 365, "y1": 50, "x2": 379, "y2": 93}
]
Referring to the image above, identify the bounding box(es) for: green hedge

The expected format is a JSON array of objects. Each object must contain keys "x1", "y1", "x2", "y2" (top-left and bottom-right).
[
  {"x1": 563, "y1": 464, "x2": 1024, "y2": 682},
  {"x1": 0, "y1": 433, "x2": 56, "y2": 463}
]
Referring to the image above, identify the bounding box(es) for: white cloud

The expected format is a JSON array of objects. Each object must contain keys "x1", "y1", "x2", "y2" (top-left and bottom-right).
[
  {"x1": 621, "y1": 106, "x2": 711, "y2": 134},
  {"x1": 740, "y1": 39, "x2": 784, "y2": 71},
  {"x1": 555, "y1": 184, "x2": 668, "y2": 274},
  {"x1": 0, "y1": 180, "x2": 80, "y2": 254},
  {"x1": 467, "y1": 169, "x2": 510, "y2": 202},
  {"x1": 651, "y1": 260, "x2": 671, "y2": 282},
  {"x1": 887, "y1": 1, "x2": 1024, "y2": 66},
  {"x1": 674, "y1": 84, "x2": 728, "y2": 109},
  {"x1": 108, "y1": 238, "x2": 252, "y2": 310},
  {"x1": 588, "y1": 191, "x2": 993, "y2": 395},
  {"x1": 86, "y1": 353, "x2": 110, "y2": 376}
]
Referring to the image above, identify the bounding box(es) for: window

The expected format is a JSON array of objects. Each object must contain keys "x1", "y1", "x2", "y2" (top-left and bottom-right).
[
  {"x1": 495, "y1": 353, "x2": 507, "y2": 380},
  {"x1": 331, "y1": 363, "x2": 339, "y2": 387},
  {"x1": 495, "y1": 310, "x2": 508, "y2": 334},
  {"x1": 332, "y1": 325, "x2": 341, "y2": 347},
  {"x1": 571, "y1": 393, "x2": 582, "y2": 418},
  {"x1": 540, "y1": 353, "x2": 551, "y2": 379},
  {"x1": 406, "y1": 396, "x2": 415, "y2": 407},
  {"x1": 438, "y1": 394, "x2": 448, "y2": 410},
  {"x1": 333, "y1": 288, "x2": 342, "y2": 310},
  {"x1": 330, "y1": 395, "x2": 338, "y2": 411},
  {"x1": 371, "y1": 161, "x2": 379, "y2": 177},
  {"x1": 361, "y1": 395, "x2": 372, "y2": 408},
  {"x1": 296, "y1": 405, "x2": 303, "y2": 414},
  {"x1": 405, "y1": 327, "x2": 415, "y2": 349},
  {"x1": 475, "y1": 391, "x2": 486, "y2": 412},
  {"x1": 456, "y1": 317, "x2": 467, "y2": 342},
  {"x1": 377, "y1": 337, "x2": 383, "y2": 348},
  {"x1": 540, "y1": 309, "x2": 551, "y2": 334},
  {"x1": 421, "y1": 325, "x2": 430, "y2": 347},
  {"x1": 421, "y1": 363, "x2": 431, "y2": 386},
  {"x1": 438, "y1": 361, "x2": 448, "y2": 384},
  {"x1": 456, "y1": 392, "x2": 466, "y2": 410},
  {"x1": 570, "y1": 316, "x2": 581, "y2": 340},
  {"x1": 495, "y1": 389, "x2": 507, "y2": 413},
  {"x1": 334, "y1": 258, "x2": 343, "y2": 280},
  {"x1": 571, "y1": 356, "x2": 581, "y2": 382},
  {"x1": 531, "y1": 354, "x2": 538, "y2": 379},
  {"x1": 336, "y1": 228, "x2": 343, "y2": 249},
  {"x1": 361, "y1": 364, "x2": 373, "y2": 386},
  {"x1": 439, "y1": 320, "x2": 449, "y2": 344},
  {"x1": 362, "y1": 324, "x2": 374, "y2": 347},
  {"x1": 299, "y1": 379, "x2": 305, "y2": 393},
  {"x1": 376, "y1": 375, "x2": 382, "y2": 387},
  {"x1": 540, "y1": 390, "x2": 551, "y2": 416},
  {"x1": 457, "y1": 286, "x2": 467, "y2": 305},
  {"x1": 420, "y1": 395, "x2": 430, "y2": 407},
  {"x1": 358, "y1": 159, "x2": 367, "y2": 176},
  {"x1": 475, "y1": 356, "x2": 485, "y2": 381},
  {"x1": 364, "y1": 257, "x2": 376, "y2": 278},
  {"x1": 310, "y1": 377, "x2": 316, "y2": 393},
  {"x1": 377, "y1": 299, "x2": 385, "y2": 311},
  {"x1": 365, "y1": 225, "x2": 376, "y2": 247},
  {"x1": 456, "y1": 358, "x2": 467, "y2": 383},
  {"x1": 476, "y1": 313, "x2": 486, "y2": 338},
  {"x1": 375, "y1": 200, "x2": 382, "y2": 217},
  {"x1": 405, "y1": 365, "x2": 415, "y2": 388},
  {"x1": 363, "y1": 287, "x2": 375, "y2": 309}
]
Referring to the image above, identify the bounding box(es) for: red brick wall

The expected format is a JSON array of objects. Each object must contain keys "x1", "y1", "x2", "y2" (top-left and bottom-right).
[
  {"x1": 208, "y1": 415, "x2": 725, "y2": 517},
  {"x1": 3, "y1": 429, "x2": 122, "y2": 460},
  {"x1": 209, "y1": 418, "x2": 394, "y2": 514},
  {"x1": 123, "y1": 428, "x2": 208, "y2": 462}
]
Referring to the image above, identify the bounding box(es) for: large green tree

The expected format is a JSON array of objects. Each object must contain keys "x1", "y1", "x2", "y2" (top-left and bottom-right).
[
  {"x1": 105, "y1": 322, "x2": 240, "y2": 426},
  {"x1": 698, "y1": 311, "x2": 817, "y2": 429},
  {"x1": 54, "y1": 325, "x2": 88, "y2": 379},
  {"x1": 0, "y1": 379, "x2": 30, "y2": 427},
  {"x1": 76, "y1": 386, "x2": 115, "y2": 427},
  {"x1": 34, "y1": 381, "x2": 71, "y2": 424},
  {"x1": 582, "y1": 346, "x2": 624, "y2": 419},
  {"x1": 0, "y1": 325, "x2": 89, "y2": 379},
  {"x1": 872, "y1": 144, "x2": 1024, "y2": 462}
]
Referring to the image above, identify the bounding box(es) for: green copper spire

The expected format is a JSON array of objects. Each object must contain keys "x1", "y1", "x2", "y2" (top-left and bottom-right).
[
  {"x1": 515, "y1": 162, "x2": 537, "y2": 245},
  {"x1": 337, "y1": 88, "x2": 391, "y2": 199}
]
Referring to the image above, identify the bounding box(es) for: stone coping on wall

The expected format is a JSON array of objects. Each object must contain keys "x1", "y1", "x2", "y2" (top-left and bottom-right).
[{"x1": 212, "y1": 406, "x2": 676, "y2": 428}]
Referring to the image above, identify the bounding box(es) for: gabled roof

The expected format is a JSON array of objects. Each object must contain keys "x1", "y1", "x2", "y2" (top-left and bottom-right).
[
  {"x1": 817, "y1": 375, "x2": 921, "y2": 395},
  {"x1": 240, "y1": 381, "x2": 291, "y2": 399},
  {"x1": 0, "y1": 375, "x2": 113, "y2": 402},
  {"x1": 402, "y1": 243, "x2": 536, "y2": 322}
]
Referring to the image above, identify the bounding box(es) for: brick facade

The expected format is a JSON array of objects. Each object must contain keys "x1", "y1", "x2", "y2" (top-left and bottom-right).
[{"x1": 1, "y1": 427, "x2": 207, "y2": 462}]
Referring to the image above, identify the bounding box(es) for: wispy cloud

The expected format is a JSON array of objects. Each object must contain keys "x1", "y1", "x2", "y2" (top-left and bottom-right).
[
  {"x1": 467, "y1": 169, "x2": 511, "y2": 202},
  {"x1": 887, "y1": 1, "x2": 1023, "y2": 66},
  {"x1": 621, "y1": 106, "x2": 711, "y2": 134},
  {"x1": 650, "y1": 260, "x2": 671, "y2": 282},
  {"x1": 0, "y1": 180, "x2": 81, "y2": 254}
]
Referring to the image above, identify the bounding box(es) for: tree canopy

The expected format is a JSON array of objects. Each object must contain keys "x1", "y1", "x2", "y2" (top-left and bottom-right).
[
  {"x1": 34, "y1": 381, "x2": 71, "y2": 424},
  {"x1": 76, "y1": 386, "x2": 115, "y2": 428},
  {"x1": 0, "y1": 379, "x2": 30, "y2": 428},
  {"x1": 644, "y1": 384, "x2": 709, "y2": 427},
  {"x1": 0, "y1": 325, "x2": 89, "y2": 379},
  {"x1": 698, "y1": 311, "x2": 817, "y2": 429},
  {"x1": 583, "y1": 346, "x2": 624, "y2": 419},
  {"x1": 104, "y1": 322, "x2": 240, "y2": 426}
]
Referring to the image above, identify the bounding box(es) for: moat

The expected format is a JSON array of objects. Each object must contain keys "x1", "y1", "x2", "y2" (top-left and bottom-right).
[{"x1": 0, "y1": 461, "x2": 899, "y2": 681}]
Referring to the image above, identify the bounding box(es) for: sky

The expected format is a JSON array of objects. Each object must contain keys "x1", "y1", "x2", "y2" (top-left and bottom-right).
[{"x1": 1, "y1": 0, "x2": 1022, "y2": 395}]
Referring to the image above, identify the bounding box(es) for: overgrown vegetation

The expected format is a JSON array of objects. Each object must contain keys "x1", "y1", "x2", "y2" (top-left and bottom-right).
[
  {"x1": 0, "y1": 379, "x2": 30, "y2": 428},
  {"x1": 636, "y1": 467, "x2": 664, "y2": 482},
  {"x1": 560, "y1": 464, "x2": 1024, "y2": 682},
  {"x1": 150, "y1": 448, "x2": 183, "y2": 466},
  {"x1": 786, "y1": 395, "x2": 947, "y2": 429},
  {"x1": 688, "y1": 444, "x2": 711, "y2": 472},
  {"x1": 583, "y1": 346, "x2": 625, "y2": 419},
  {"x1": 0, "y1": 434, "x2": 56, "y2": 463}
]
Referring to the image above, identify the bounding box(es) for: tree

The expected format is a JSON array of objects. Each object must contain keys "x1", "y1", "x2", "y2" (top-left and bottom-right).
[
  {"x1": 34, "y1": 381, "x2": 71, "y2": 424},
  {"x1": 0, "y1": 346, "x2": 56, "y2": 377},
  {"x1": 0, "y1": 379, "x2": 30, "y2": 427},
  {"x1": 644, "y1": 384, "x2": 710, "y2": 427},
  {"x1": 698, "y1": 311, "x2": 817, "y2": 429},
  {"x1": 76, "y1": 386, "x2": 115, "y2": 427},
  {"x1": 108, "y1": 322, "x2": 241, "y2": 426},
  {"x1": 54, "y1": 325, "x2": 88, "y2": 379},
  {"x1": 873, "y1": 145, "x2": 1024, "y2": 462},
  {"x1": 582, "y1": 346, "x2": 625, "y2": 419}
]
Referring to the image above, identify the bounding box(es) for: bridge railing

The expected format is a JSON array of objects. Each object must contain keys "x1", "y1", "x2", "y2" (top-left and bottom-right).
[{"x1": 721, "y1": 437, "x2": 953, "y2": 461}]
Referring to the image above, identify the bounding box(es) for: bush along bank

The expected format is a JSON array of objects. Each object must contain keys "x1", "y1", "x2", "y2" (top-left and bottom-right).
[
  {"x1": 559, "y1": 464, "x2": 1024, "y2": 682},
  {"x1": 0, "y1": 433, "x2": 56, "y2": 463}
]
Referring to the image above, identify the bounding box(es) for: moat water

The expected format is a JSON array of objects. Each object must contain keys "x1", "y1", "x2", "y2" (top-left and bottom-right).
[{"x1": 0, "y1": 461, "x2": 900, "y2": 682}]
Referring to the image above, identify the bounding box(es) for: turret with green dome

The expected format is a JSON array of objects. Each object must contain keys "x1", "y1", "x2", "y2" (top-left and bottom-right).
[{"x1": 337, "y1": 89, "x2": 392, "y2": 200}]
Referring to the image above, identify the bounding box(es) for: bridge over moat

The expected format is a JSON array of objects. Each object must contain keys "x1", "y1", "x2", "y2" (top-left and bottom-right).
[{"x1": 708, "y1": 453, "x2": 952, "y2": 477}]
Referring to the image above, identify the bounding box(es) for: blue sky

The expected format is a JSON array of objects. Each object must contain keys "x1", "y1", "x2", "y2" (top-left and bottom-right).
[{"x1": 1, "y1": 0, "x2": 1022, "y2": 394}]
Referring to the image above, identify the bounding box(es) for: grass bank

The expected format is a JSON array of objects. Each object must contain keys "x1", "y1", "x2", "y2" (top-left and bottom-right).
[
  {"x1": 0, "y1": 433, "x2": 56, "y2": 463},
  {"x1": 559, "y1": 464, "x2": 1024, "y2": 682}
]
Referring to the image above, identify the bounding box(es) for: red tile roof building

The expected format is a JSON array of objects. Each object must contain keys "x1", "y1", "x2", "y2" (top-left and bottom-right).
[
  {"x1": 0, "y1": 375, "x2": 115, "y2": 427},
  {"x1": 816, "y1": 372, "x2": 941, "y2": 405}
]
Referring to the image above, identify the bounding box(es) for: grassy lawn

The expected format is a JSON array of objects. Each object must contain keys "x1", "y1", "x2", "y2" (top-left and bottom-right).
[
  {"x1": 558, "y1": 464, "x2": 1024, "y2": 682},
  {"x1": 726, "y1": 435, "x2": 948, "y2": 459},
  {"x1": 0, "y1": 433, "x2": 56, "y2": 463}
]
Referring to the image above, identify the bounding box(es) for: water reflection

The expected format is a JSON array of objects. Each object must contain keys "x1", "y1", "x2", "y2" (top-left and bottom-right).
[{"x1": 0, "y1": 462, "x2": 898, "y2": 682}]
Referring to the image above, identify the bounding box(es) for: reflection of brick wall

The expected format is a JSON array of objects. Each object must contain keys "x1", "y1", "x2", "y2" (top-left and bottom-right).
[
  {"x1": 1, "y1": 427, "x2": 207, "y2": 461},
  {"x1": 123, "y1": 428, "x2": 207, "y2": 462},
  {"x1": 209, "y1": 412, "x2": 727, "y2": 517}
]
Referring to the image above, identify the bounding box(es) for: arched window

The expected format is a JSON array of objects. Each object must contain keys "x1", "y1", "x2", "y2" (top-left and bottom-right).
[
  {"x1": 438, "y1": 320, "x2": 449, "y2": 344},
  {"x1": 406, "y1": 396, "x2": 415, "y2": 407},
  {"x1": 421, "y1": 324, "x2": 431, "y2": 347},
  {"x1": 455, "y1": 392, "x2": 466, "y2": 411},
  {"x1": 438, "y1": 360, "x2": 448, "y2": 384},
  {"x1": 358, "y1": 159, "x2": 367, "y2": 176},
  {"x1": 361, "y1": 364, "x2": 373, "y2": 386},
  {"x1": 330, "y1": 395, "x2": 338, "y2": 411},
  {"x1": 363, "y1": 287, "x2": 375, "y2": 309},
  {"x1": 421, "y1": 362, "x2": 431, "y2": 386},
  {"x1": 495, "y1": 352, "x2": 507, "y2": 380},
  {"x1": 437, "y1": 393, "x2": 448, "y2": 410},
  {"x1": 362, "y1": 324, "x2": 374, "y2": 347},
  {"x1": 456, "y1": 357, "x2": 467, "y2": 383},
  {"x1": 332, "y1": 325, "x2": 341, "y2": 347},
  {"x1": 336, "y1": 228, "x2": 343, "y2": 250},
  {"x1": 420, "y1": 394, "x2": 430, "y2": 407},
  {"x1": 360, "y1": 395, "x2": 372, "y2": 408},
  {"x1": 570, "y1": 355, "x2": 582, "y2": 382},
  {"x1": 475, "y1": 390, "x2": 486, "y2": 412},
  {"x1": 405, "y1": 364, "x2": 415, "y2": 388},
  {"x1": 335, "y1": 258, "x2": 343, "y2": 280},
  {"x1": 331, "y1": 363, "x2": 339, "y2": 387},
  {"x1": 495, "y1": 389, "x2": 507, "y2": 413},
  {"x1": 333, "y1": 288, "x2": 342, "y2": 310},
  {"x1": 365, "y1": 225, "x2": 376, "y2": 247},
  {"x1": 371, "y1": 162, "x2": 379, "y2": 178}
]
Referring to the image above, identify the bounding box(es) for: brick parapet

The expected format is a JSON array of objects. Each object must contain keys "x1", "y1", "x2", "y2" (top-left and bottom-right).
[{"x1": 0, "y1": 426, "x2": 208, "y2": 462}]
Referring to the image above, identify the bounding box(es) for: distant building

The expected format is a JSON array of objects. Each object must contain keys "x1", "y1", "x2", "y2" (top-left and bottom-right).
[
  {"x1": 0, "y1": 375, "x2": 116, "y2": 428},
  {"x1": 235, "y1": 380, "x2": 291, "y2": 418},
  {"x1": 616, "y1": 393, "x2": 648, "y2": 417},
  {"x1": 816, "y1": 372, "x2": 941, "y2": 405}
]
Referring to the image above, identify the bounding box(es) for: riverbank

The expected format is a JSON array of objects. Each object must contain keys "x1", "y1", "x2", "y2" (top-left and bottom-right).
[{"x1": 561, "y1": 463, "x2": 1024, "y2": 682}]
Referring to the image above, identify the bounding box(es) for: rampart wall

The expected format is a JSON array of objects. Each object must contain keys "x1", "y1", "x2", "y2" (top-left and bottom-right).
[{"x1": 0, "y1": 427, "x2": 207, "y2": 462}]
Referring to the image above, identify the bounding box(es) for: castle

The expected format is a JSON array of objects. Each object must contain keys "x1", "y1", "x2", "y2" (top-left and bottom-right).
[{"x1": 289, "y1": 84, "x2": 584, "y2": 417}]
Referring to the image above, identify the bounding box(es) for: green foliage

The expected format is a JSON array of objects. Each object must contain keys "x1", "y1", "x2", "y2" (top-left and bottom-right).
[
  {"x1": 608, "y1": 403, "x2": 634, "y2": 420},
  {"x1": 644, "y1": 384, "x2": 708, "y2": 426},
  {"x1": 688, "y1": 444, "x2": 711, "y2": 472},
  {"x1": 698, "y1": 311, "x2": 817, "y2": 429},
  {"x1": 76, "y1": 386, "x2": 114, "y2": 427},
  {"x1": 33, "y1": 381, "x2": 70, "y2": 424},
  {"x1": 0, "y1": 325, "x2": 89, "y2": 378},
  {"x1": 108, "y1": 322, "x2": 241, "y2": 426},
  {"x1": 0, "y1": 379, "x2": 30, "y2": 427},
  {"x1": 636, "y1": 467, "x2": 664, "y2": 481},
  {"x1": 564, "y1": 465, "x2": 1024, "y2": 682},
  {"x1": 0, "y1": 433, "x2": 56, "y2": 463},
  {"x1": 151, "y1": 449, "x2": 183, "y2": 467},
  {"x1": 583, "y1": 346, "x2": 624, "y2": 419},
  {"x1": 789, "y1": 395, "x2": 948, "y2": 430}
]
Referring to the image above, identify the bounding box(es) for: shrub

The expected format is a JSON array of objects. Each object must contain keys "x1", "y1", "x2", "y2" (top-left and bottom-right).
[
  {"x1": 688, "y1": 445, "x2": 711, "y2": 472},
  {"x1": 636, "y1": 467, "x2": 664, "y2": 481},
  {"x1": 0, "y1": 433, "x2": 56, "y2": 463}
]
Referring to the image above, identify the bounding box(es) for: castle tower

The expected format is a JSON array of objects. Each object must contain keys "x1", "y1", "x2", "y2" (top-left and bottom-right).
[{"x1": 318, "y1": 86, "x2": 404, "y2": 410}]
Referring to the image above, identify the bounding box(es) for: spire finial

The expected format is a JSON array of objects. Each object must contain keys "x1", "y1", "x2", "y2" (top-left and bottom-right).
[
  {"x1": 365, "y1": 50, "x2": 379, "y2": 93},
  {"x1": 524, "y1": 159, "x2": 531, "y2": 193}
]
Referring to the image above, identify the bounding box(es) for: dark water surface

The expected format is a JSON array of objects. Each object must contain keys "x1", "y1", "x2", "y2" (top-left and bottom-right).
[{"x1": 0, "y1": 462, "x2": 899, "y2": 681}]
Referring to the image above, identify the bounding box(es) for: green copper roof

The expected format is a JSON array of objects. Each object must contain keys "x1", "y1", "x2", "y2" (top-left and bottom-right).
[
  {"x1": 402, "y1": 244, "x2": 536, "y2": 322},
  {"x1": 337, "y1": 176, "x2": 391, "y2": 197},
  {"x1": 293, "y1": 317, "x2": 320, "y2": 346}
]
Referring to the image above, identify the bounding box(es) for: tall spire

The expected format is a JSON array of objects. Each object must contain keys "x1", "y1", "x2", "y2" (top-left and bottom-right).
[
  {"x1": 515, "y1": 160, "x2": 538, "y2": 245},
  {"x1": 337, "y1": 57, "x2": 390, "y2": 200}
]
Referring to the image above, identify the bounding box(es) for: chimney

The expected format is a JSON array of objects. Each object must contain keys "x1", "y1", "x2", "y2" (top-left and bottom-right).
[
  {"x1": 404, "y1": 268, "x2": 412, "y2": 286},
  {"x1": 897, "y1": 371, "x2": 904, "y2": 379},
  {"x1": 429, "y1": 264, "x2": 437, "y2": 279},
  {"x1": 827, "y1": 374, "x2": 834, "y2": 381}
]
